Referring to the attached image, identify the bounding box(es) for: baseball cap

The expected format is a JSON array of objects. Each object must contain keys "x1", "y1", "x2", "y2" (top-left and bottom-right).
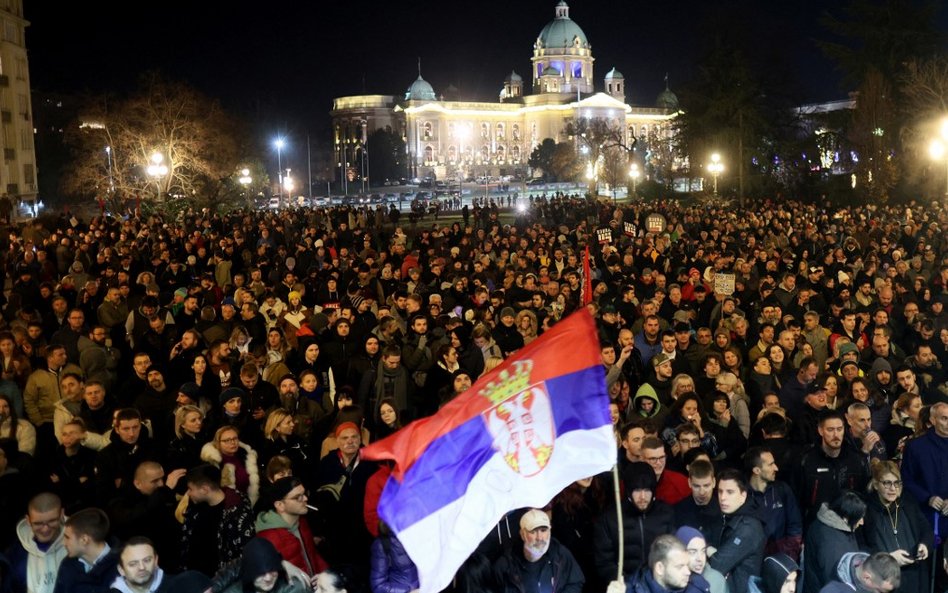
[
  {"x1": 520, "y1": 509, "x2": 551, "y2": 531},
  {"x1": 652, "y1": 353, "x2": 672, "y2": 368}
]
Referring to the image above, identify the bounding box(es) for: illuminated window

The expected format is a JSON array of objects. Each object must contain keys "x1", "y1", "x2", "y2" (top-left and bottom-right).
[
  {"x1": 480, "y1": 123, "x2": 489, "y2": 139},
  {"x1": 423, "y1": 122, "x2": 433, "y2": 140},
  {"x1": 512, "y1": 124, "x2": 520, "y2": 140},
  {"x1": 496, "y1": 123, "x2": 505, "y2": 140},
  {"x1": 424, "y1": 146, "x2": 434, "y2": 163}
]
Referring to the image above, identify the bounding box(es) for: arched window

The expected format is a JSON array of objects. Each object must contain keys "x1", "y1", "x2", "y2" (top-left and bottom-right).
[
  {"x1": 423, "y1": 122, "x2": 433, "y2": 140},
  {"x1": 448, "y1": 146, "x2": 457, "y2": 162},
  {"x1": 496, "y1": 145, "x2": 506, "y2": 162},
  {"x1": 512, "y1": 145, "x2": 521, "y2": 161},
  {"x1": 424, "y1": 145, "x2": 434, "y2": 163},
  {"x1": 480, "y1": 145, "x2": 489, "y2": 162},
  {"x1": 480, "y1": 122, "x2": 490, "y2": 139},
  {"x1": 512, "y1": 124, "x2": 520, "y2": 141},
  {"x1": 496, "y1": 123, "x2": 505, "y2": 140}
]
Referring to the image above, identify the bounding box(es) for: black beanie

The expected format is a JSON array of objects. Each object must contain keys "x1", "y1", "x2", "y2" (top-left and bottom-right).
[
  {"x1": 621, "y1": 461, "x2": 657, "y2": 493},
  {"x1": 760, "y1": 553, "x2": 799, "y2": 593}
]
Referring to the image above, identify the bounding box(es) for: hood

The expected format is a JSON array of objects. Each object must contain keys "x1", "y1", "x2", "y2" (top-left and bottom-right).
[
  {"x1": 254, "y1": 509, "x2": 292, "y2": 532},
  {"x1": 816, "y1": 502, "x2": 855, "y2": 532},
  {"x1": 633, "y1": 384, "x2": 662, "y2": 417},
  {"x1": 835, "y1": 552, "x2": 869, "y2": 588},
  {"x1": 240, "y1": 538, "x2": 284, "y2": 583},
  {"x1": 16, "y1": 517, "x2": 65, "y2": 556}
]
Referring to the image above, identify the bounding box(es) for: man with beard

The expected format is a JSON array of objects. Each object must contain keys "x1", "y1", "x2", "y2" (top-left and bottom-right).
[
  {"x1": 626, "y1": 535, "x2": 693, "y2": 593},
  {"x1": 110, "y1": 536, "x2": 208, "y2": 593},
  {"x1": 494, "y1": 509, "x2": 585, "y2": 593},
  {"x1": 594, "y1": 462, "x2": 675, "y2": 585},
  {"x1": 133, "y1": 366, "x2": 173, "y2": 441},
  {"x1": 79, "y1": 325, "x2": 120, "y2": 392}
]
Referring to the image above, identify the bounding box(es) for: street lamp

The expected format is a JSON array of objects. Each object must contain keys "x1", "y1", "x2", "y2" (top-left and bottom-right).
[
  {"x1": 629, "y1": 162, "x2": 640, "y2": 198},
  {"x1": 707, "y1": 152, "x2": 724, "y2": 195},
  {"x1": 274, "y1": 137, "x2": 286, "y2": 205},
  {"x1": 145, "y1": 152, "x2": 168, "y2": 201},
  {"x1": 105, "y1": 146, "x2": 114, "y2": 193},
  {"x1": 239, "y1": 168, "x2": 252, "y2": 202},
  {"x1": 929, "y1": 118, "x2": 948, "y2": 197}
]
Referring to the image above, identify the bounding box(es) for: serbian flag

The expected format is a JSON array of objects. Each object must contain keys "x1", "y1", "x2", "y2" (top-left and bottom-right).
[
  {"x1": 581, "y1": 245, "x2": 593, "y2": 305},
  {"x1": 362, "y1": 310, "x2": 614, "y2": 593}
]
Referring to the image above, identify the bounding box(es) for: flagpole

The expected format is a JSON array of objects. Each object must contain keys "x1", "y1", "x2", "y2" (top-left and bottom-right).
[{"x1": 612, "y1": 463, "x2": 625, "y2": 582}]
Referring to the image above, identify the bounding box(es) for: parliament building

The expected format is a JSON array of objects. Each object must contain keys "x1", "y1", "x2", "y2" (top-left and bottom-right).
[{"x1": 330, "y1": 1, "x2": 680, "y2": 182}]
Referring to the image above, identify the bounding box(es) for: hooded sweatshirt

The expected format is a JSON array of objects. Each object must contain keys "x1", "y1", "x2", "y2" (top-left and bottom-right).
[
  {"x1": 633, "y1": 384, "x2": 663, "y2": 420},
  {"x1": 10, "y1": 519, "x2": 66, "y2": 593},
  {"x1": 747, "y1": 554, "x2": 799, "y2": 593}
]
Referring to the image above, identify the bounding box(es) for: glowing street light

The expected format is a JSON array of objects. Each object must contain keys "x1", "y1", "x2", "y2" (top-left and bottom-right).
[
  {"x1": 629, "y1": 162, "x2": 640, "y2": 197},
  {"x1": 930, "y1": 118, "x2": 948, "y2": 197},
  {"x1": 707, "y1": 152, "x2": 724, "y2": 195},
  {"x1": 274, "y1": 137, "x2": 286, "y2": 203},
  {"x1": 146, "y1": 152, "x2": 168, "y2": 201}
]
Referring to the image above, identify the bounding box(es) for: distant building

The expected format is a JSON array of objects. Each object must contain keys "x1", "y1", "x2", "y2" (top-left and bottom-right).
[
  {"x1": 0, "y1": 0, "x2": 36, "y2": 212},
  {"x1": 330, "y1": 1, "x2": 679, "y2": 184}
]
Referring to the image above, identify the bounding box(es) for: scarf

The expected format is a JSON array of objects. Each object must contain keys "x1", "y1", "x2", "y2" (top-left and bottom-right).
[{"x1": 374, "y1": 360, "x2": 409, "y2": 413}]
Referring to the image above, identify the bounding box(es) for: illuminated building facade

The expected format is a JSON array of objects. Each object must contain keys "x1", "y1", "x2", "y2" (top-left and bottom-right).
[{"x1": 330, "y1": 1, "x2": 679, "y2": 182}]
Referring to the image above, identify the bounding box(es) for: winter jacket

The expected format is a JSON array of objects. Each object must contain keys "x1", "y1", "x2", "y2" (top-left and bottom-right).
[
  {"x1": 0, "y1": 418, "x2": 35, "y2": 455},
  {"x1": 707, "y1": 497, "x2": 766, "y2": 593},
  {"x1": 51, "y1": 546, "x2": 119, "y2": 593},
  {"x1": 23, "y1": 364, "x2": 82, "y2": 425},
  {"x1": 180, "y1": 487, "x2": 255, "y2": 572},
  {"x1": 8, "y1": 518, "x2": 66, "y2": 593},
  {"x1": 901, "y1": 428, "x2": 948, "y2": 536},
  {"x1": 794, "y1": 443, "x2": 869, "y2": 521},
  {"x1": 862, "y1": 494, "x2": 933, "y2": 593},
  {"x1": 593, "y1": 496, "x2": 675, "y2": 581},
  {"x1": 370, "y1": 535, "x2": 419, "y2": 593},
  {"x1": 254, "y1": 510, "x2": 328, "y2": 577},
  {"x1": 494, "y1": 538, "x2": 584, "y2": 593},
  {"x1": 200, "y1": 441, "x2": 261, "y2": 506},
  {"x1": 749, "y1": 480, "x2": 803, "y2": 560},
  {"x1": 802, "y1": 504, "x2": 861, "y2": 593},
  {"x1": 817, "y1": 552, "x2": 875, "y2": 593}
]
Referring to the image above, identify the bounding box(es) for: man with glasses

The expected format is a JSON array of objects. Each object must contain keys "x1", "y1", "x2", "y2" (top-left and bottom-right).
[
  {"x1": 8, "y1": 492, "x2": 66, "y2": 593},
  {"x1": 642, "y1": 436, "x2": 691, "y2": 505},
  {"x1": 255, "y1": 476, "x2": 328, "y2": 577}
]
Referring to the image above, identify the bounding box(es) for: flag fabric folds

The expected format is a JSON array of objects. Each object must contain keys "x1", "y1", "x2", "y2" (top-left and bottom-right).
[
  {"x1": 581, "y1": 245, "x2": 593, "y2": 306},
  {"x1": 361, "y1": 310, "x2": 615, "y2": 593}
]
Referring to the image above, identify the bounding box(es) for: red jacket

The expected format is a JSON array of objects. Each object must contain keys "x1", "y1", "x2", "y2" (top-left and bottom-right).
[
  {"x1": 257, "y1": 514, "x2": 328, "y2": 576},
  {"x1": 655, "y1": 469, "x2": 691, "y2": 505},
  {"x1": 364, "y1": 464, "x2": 391, "y2": 537}
]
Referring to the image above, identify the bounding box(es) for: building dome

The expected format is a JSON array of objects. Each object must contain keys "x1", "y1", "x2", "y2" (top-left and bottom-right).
[
  {"x1": 605, "y1": 67, "x2": 624, "y2": 80},
  {"x1": 537, "y1": 1, "x2": 589, "y2": 49},
  {"x1": 505, "y1": 70, "x2": 523, "y2": 82},
  {"x1": 405, "y1": 75, "x2": 437, "y2": 101},
  {"x1": 656, "y1": 87, "x2": 679, "y2": 111}
]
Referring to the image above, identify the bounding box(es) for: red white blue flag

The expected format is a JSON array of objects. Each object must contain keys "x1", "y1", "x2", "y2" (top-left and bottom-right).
[{"x1": 362, "y1": 310, "x2": 615, "y2": 593}]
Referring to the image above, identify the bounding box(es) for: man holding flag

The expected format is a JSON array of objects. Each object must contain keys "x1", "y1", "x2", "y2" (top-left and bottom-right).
[{"x1": 362, "y1": 310, "x2": 617, "y2": 593}]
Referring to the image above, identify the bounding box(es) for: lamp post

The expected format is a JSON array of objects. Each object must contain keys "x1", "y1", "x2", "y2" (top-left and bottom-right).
[
  {"x1": 629, "y1": 162, "x2": 640, "y2": 199},
  {"x1": 239, "y1": 168, "x2": 252, "y2": 204},
  {"x1": 105, "y1": 146, "x2": 114, "y2": 193},
  {"x1": 274, "y1": 138, "x2": 285, "y2": 205},
  {"x1": 145, "y1": 152, "x2": 168, "y2": 201},
  {"x1": 708, "y1": 152, "x2": 724, "y2": 196},
  {"x1": 929, "y1": 118, "x2": 948, "y2": 198}
]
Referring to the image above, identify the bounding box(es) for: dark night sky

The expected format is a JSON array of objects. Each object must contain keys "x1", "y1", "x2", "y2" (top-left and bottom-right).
[{"x1": 23, "y1": 0, "x2": 948, "y2": 167}]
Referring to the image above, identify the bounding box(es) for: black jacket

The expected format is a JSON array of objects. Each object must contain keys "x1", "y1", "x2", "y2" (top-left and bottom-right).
[
  {"x1": 801, "y1": 504, "x2": 861, "y2": 593},
  {"x1": 793, "y1": 442, "x2": 869, "y2": 521},
  {"x1": 593, "y1": 497, "x2": 675, "y2": 581},
  {"x1": 863, "y1": 494, "x2": 934, "y2": 593},
  {"x1": 707, "y1": 497, "x2": 766, "y2": 593},
  {"x1": 494, "y1": 538, "x2": 584, "y2": 593}
]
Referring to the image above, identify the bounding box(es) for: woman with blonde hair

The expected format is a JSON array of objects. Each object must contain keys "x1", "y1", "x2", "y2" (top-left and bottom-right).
[
  {"x1": 261, "y1": 407, "x2": 310, "y2": 475},
  {"x1": 863, "y1": 460, "x2": 933, "y2": 593},
  {"x1": 201, "y1": 425, "x2": 260, "y2": 505},
  {"x1": 883, "y1": 392, "x2": 922, "y2": 461},
  {"x1": 167, "y1": 404, "x2": 206, "y2": 471},
  {"x1": 670, "y1": 374, "x2": 696, "y2": 402}
]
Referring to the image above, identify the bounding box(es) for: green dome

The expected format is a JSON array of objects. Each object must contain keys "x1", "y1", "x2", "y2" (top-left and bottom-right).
[
  {"x1": 657, "y1": 87, "x2": 679, "y2": 111},
  {"x1": 605, "y1": 67, "x2": 624, "y2": 80},
  {"x1": 405, "y1": 75, "x2": 437, "y2": 101},
  {"x1": 537, "y1": 2, "x2": 588, "y2": 49}
]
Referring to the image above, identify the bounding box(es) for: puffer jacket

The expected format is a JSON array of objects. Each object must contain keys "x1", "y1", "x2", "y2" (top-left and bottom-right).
[
  {"x1": 707, "y1": 496, "x2": 766, "y2": 593},
  {"x1": 801, "y1": 504, "x2": 861, "y2": 593},
  {"x1": 370, "y1": 534, "x2": 419, "y2": 593},
  {"x1": 254, "y1": 510, "x2": 328, "y2": 577},
  {"x1": 593, "y1": 496, "x2": 675, "y2": 581},
  {"x1": 8, "y1": 518, "x2": 66, "y2": 593}
]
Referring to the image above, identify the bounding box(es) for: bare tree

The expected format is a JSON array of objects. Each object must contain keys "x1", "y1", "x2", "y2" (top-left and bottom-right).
[{"x1": 62, "y1": 74, "x2": 244, "y2": 208}]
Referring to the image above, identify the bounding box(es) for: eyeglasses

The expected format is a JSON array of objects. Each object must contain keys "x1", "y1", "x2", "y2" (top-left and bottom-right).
[
  {"x1": 219, "y1": 437, "x2": 239, "y2": 444},
  {"x1": 879, "y1": 480, "x2": 902, "y2": 489},
  {"x1": 283, "y1": 490, "x2": 309, "y2": 502}
]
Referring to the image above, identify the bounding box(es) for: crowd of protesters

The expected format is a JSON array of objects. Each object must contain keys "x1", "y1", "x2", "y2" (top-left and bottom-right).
[{"x1": 0, "y1": 192, "x2": 945, "y2": 593}]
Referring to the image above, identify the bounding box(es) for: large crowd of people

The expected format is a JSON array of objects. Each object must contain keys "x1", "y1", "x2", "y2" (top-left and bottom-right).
[{"x1": 0, "y1": 193, "x2": 945, "y2": 593}]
